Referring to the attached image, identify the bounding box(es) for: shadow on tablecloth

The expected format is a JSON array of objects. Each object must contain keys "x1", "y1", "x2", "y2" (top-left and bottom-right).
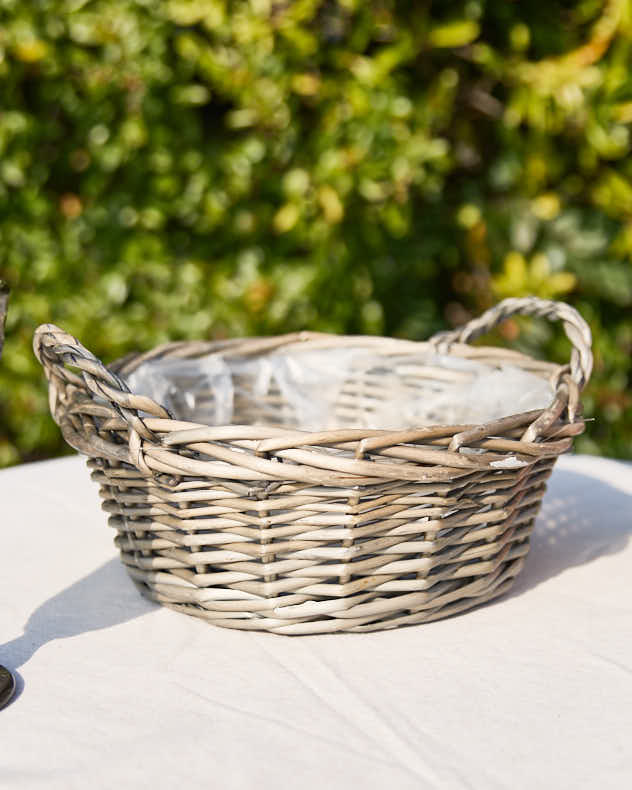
[
  {"x1": 1, "y1": 557, "x2": 156, "y2": 703},
  {"x1": 509, "y1": 465, "x2": 631, "y2": 597}
]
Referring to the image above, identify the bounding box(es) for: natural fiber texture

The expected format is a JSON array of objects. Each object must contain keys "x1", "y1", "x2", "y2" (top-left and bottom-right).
[{"x1": 34, "y1": 297, "x2": 592, "y2": 634}]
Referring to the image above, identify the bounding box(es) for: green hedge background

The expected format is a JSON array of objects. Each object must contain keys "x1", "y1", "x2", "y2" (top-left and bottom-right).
[{"x1": 1, "y1": 0, "x2": 631, "y2": 466}]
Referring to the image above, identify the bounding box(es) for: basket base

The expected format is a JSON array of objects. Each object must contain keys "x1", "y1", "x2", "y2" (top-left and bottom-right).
[{"x1": 125, "y1": 559, "x2": 524, "y2": 635}]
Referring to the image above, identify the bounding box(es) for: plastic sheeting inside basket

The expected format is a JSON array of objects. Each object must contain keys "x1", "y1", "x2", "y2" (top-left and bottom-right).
[{"x1": 124, "y1": 347, "x2": 554, "y2": 430}]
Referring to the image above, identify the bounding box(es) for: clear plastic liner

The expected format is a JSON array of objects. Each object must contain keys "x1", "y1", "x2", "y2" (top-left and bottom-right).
[
  {"x1": 126, "y1": 355, "x2": 234, "y2": 425},
  {"x1": 125, "y1": 347, "x2": 553, "y2": 429}
]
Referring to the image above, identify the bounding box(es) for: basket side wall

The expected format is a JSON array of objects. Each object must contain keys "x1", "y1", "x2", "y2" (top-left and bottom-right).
[{"x1": 91, "y1": 455, "x2": 555, "y2": 634}]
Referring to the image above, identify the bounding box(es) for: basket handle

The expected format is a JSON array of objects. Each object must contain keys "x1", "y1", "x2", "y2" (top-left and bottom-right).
[
  {"x1": 429, "y1": 297, "x2": 593, "y2": 442},
  {"x1": 430, "y1": 297, "x2": 592, "y2": 390},
  {"x1": 33, "y1": 324, "x2": 171, "y2": 464}
]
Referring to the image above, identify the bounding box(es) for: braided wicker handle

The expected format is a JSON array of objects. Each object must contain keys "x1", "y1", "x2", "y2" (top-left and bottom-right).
[
  {"x1": 33, "y1": 324, "x2": 171, "y2": 461},
  {"x1": 430, "y1": 297, "x2": 593, "y2": 442},
  {"x1": 431, "y1": 297, "x2": 593, "y2": 391}
]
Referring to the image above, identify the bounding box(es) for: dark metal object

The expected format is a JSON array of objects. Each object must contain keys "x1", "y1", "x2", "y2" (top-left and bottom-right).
[
  {"x1": 0, "y1": 280, "x2": 8, "y2": 357},
  {"x1": 0, "y1": 666, "x2": 16, "y2": 709}
]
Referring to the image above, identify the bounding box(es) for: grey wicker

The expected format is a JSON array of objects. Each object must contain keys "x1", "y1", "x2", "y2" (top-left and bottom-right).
[{"x1": 34, "y1": 297, "x2": 592, "y2": 634}]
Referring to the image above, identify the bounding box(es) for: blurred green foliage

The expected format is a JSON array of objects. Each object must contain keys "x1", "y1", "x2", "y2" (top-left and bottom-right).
[{"x1": 1, "y1": 0, "x2": 631, "y2": 465}]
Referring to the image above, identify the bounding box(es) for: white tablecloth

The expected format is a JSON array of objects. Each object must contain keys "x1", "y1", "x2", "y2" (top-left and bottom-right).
[{"x1": 1, "y1": 454, "x2": 631, "y2": 789}]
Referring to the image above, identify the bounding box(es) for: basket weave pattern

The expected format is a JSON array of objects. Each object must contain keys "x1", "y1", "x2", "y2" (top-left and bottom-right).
[{"x1": 34, "y1": 298, "x2": 592, "y2": 634}]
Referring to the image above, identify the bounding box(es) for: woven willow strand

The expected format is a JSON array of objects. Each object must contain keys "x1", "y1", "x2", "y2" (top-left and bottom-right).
[{"x1": 33, "y1": 297, "x2": 592, "y2": 634}]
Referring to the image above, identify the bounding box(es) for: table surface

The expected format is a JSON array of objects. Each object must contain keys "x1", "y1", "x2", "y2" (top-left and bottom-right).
[{"x1": 1, "y1": 453, "x2": 631, "y2": 789}]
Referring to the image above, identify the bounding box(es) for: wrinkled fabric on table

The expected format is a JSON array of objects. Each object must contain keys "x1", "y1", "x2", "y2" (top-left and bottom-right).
[{"x1": 1, "y1": 454, "x2": 630, "y2": 789}]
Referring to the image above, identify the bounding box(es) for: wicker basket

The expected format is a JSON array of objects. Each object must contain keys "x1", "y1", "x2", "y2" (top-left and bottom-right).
[{"x1": 34, "y1": 297, "x2": 592, "y2": 634}]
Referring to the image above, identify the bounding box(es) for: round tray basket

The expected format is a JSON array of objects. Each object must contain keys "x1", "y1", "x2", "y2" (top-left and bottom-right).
[{"x1": 34, "y1": 297, "x2": 593, "y2": 635}]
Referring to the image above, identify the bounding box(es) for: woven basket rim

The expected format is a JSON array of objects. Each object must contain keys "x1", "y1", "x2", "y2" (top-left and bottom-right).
[
  {"x1": 33, "y1": 297, "x2": 593, "y2": 482},
  {"x1": 107, "y1": 332, "x2": 560, "y2": 442},
  {"x1": 110, "y1": 331, "x2": 559, "y2": 369}
]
